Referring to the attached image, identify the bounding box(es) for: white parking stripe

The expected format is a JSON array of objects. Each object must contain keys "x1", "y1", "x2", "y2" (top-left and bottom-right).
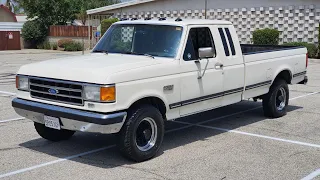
[
  {"x1": 301, "y1": 169, "x2": 320, "y2": 180},
  {"x1": 290, "y1": 92, "x2": 319, "y2": 100},
  {"x1": 0, "y1": 124, "x2": 202, "y2": 179},
  {"x1": 0, "y1": 91, "x2": 16, "y2": 96},
  {"x1": 0, "y1": 117, "x2": 25, "y2": 123},
  {"x1": 174, "y1": 121, "x2": 320, "y2": 148},
  {"x1": 196, "y1": 91, "x2": 319, "y2": 126},
  {"x1": 0, "y1": 145, "x2": 116, "y2": 179},
  {"x1": 0, "y1": 91, "x2": 318, "y2": 178}
]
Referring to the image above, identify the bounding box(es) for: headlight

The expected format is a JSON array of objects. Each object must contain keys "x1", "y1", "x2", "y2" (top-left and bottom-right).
[
  {"x1": 16, "y1": 76, "x2": 29, "y2": 91},
  {"x1": 83, "y1": 85, "x2": 116, "y2": 102}
]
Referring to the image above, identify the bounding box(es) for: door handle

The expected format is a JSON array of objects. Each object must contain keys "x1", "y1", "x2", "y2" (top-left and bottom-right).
[{"x1": 215, "y1": 63, "x2": 223, "y2": 69}]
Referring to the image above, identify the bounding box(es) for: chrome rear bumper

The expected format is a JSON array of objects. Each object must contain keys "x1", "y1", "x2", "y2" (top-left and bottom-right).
[{"x1": 12, "y1": 98, "x2": 127, "y2": 134}]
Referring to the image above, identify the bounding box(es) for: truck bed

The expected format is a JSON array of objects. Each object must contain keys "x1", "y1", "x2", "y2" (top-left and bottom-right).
[
  {"x1": 241, "y1": 44, "x2": 304, "y2": 55},
  {"x1": 240, "y1": 44, "x2": 307, "y2": 100}
]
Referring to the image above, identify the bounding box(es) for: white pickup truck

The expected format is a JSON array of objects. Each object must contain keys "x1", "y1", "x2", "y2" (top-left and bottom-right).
[{"x1": 12, "y1": 18, "x2": 308, "y2": 162}]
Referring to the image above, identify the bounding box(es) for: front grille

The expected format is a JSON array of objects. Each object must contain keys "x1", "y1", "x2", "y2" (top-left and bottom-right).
[{"x1": 29, "y1": 78, "x2": 83, "y2": 106}]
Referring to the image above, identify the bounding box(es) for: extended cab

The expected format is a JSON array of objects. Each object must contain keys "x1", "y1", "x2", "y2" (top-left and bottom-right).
[{"x1": 12, "y1": 18, "x2": 308, "y2": 162}]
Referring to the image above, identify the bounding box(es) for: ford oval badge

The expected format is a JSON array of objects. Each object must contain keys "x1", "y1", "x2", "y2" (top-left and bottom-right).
[{"x1": 48, "y1": 88, "x2": 59, "y2": 94}]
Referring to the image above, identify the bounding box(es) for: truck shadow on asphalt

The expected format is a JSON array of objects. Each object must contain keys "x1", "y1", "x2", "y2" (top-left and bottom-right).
[{"x1": 19, "y1": 100, "x2": 302, "y2": 168}]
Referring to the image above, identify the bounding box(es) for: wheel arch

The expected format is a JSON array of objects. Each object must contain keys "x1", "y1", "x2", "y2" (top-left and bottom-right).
[
  {"x1": 273, "y1": 69, "x2": 293, "y2": 85},
  {"x1": 128, "y1": 96, "x2": 167, "y2": 120}
]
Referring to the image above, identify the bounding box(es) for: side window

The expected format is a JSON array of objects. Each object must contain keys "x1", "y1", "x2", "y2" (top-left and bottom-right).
[
  {"x1": 225, "y1": 28, "x2": 236, "y2": 55},
  {"x1": 218, "y1": 28, "x2": 230, "y2": 56},
  {"x1": 183, "y1": 27, "x2": 216, "y2": 61}
]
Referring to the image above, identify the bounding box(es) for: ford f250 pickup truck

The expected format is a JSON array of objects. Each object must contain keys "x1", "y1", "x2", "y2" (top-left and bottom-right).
[{"x1": 12, "y1": 18, "x2": 308, "y2": 162}]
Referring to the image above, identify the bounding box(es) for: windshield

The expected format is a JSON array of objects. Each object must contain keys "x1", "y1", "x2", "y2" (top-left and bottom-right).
[{"x1": 93, "y1": 24, "x2": 183, "y2": 58}]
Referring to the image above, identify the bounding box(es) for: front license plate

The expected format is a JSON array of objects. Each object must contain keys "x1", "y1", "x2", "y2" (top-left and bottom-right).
[{"x1": 44, "y1": 116, "x2": 61, "y2": 130}]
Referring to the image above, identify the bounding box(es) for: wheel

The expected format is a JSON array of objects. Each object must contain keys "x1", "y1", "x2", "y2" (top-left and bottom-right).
[
  {"x1": 117, "y1": 105, "x2": 164, "y2": 162},
  {"x1": 263, "y1": 79, "x2": 289, "y2": 118},
  {"x1": 34, "y1": 122, "x2": 75, "y2": 142}
]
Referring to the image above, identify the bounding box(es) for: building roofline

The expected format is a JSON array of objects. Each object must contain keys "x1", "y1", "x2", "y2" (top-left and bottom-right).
[
  {"x1": 0, "y1": 4, "x2": 17, "y2": 22},
  {"x1": 87, "y1": 0, "x2": 157, "y2": 15}
]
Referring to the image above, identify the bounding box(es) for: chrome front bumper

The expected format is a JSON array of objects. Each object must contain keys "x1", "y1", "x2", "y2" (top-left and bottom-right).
[{"x1": 12, "y1": 98, "x2": 127, "y2": 134}]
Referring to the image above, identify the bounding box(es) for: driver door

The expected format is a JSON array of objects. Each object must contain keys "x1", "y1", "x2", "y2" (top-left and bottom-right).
[{"x1": 178, "y1": 26, "x2": 224, "y2": 116}]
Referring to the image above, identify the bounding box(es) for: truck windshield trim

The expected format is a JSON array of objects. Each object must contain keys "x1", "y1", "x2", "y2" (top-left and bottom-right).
[{"x1": 93, "y1": 24, "x2": 184, "y2": 59}]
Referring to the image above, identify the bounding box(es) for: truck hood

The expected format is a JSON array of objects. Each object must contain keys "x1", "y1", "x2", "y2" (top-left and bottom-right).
[{"x1": 18, "y1": 53, "x2": 163, "y2": 84}]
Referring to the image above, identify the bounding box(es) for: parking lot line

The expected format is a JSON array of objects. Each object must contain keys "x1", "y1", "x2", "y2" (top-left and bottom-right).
[
  {"x1": 0, "y1": 91, "x2": 318, "y2": 178},
  {"x1": 290, "y1": 92, "x2": 320, "y2": 100},
  {"x1": 174, "y1": 121, "x2": 320, "y2": 148},
  {"x1": 0, "y1": 91, "x2": 16, "y2": 96},
  {"x1": 301, "y1": 169, "x2": 320, "y2": 180},
  {"x1": 0, "y1": 145, "x2": 116, "y2": 179},
  {"x1": 0, "y1": 117, "x2": 25, "y2": 123}
]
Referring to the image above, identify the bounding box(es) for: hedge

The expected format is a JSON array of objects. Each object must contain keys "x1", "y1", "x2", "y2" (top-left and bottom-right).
[
  {"x1": 22, "y1": 20, "x2": 48, "y2": 48},
  {"x1": 253, "y1": 28, "x2": 280, "y2": 45},
  {"x1": 283, "y1": 42, "x2": 317, "y2": 58},
  {"x1": 64, "y1": 41, "x2": 83, "y2": 51},
  {"x1": 101, "y1": 18, "x2": 119, "y2": 35},
  {"x1": 58, "y1": 38, "x2": 73, "y2": 48},
  {"x1": 52, "y1": 43, "x2": 58, "y2": 50}
]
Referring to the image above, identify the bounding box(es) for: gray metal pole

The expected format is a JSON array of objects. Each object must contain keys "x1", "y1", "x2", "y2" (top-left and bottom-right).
[
  {"x1": 88, "y1": 14, "x2": 90, "y2": 50},
  {"x1": 205, "y1": 0, "x2": 207, "y2": 19}
]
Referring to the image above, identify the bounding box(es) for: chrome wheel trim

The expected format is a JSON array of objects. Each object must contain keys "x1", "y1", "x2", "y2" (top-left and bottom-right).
[
  {"x1": 135, "y1": 117, "x2": 158, "y2": 152},
  {"x1": 276, "y1": 87, "x2": 287, "y2": 111}
]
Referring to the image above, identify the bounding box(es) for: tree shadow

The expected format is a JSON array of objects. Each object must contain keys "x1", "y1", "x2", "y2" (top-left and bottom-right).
[{"x1": 19, "y1": 100, "x2": 303, "y2": 168}]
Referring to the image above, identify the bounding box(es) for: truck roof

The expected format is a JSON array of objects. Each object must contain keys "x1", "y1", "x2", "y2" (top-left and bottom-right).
[{"x1": 114, "y1": 18, "x2": 232, "y2": 26}]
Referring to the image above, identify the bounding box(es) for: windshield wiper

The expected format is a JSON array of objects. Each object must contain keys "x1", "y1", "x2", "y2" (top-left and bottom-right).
[{"x1": 123, "y1": 51, "x2": 154, "y2": 59}]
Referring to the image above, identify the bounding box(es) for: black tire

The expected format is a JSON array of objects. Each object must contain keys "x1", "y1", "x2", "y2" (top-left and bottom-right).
[
  {"x1": 117, "y1": 105, "x2": 164, "y2": 162},
  {"x1": 34, "y1": 122, "x2": 75, "y2": 142},
  {"x1": 263, "y1": 79, "x2": 289, "y2": 118}
]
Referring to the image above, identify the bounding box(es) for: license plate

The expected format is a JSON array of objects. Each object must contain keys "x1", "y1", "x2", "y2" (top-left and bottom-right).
[{"x1": 44, "y1": 116, "x2": 61, "y2": 130}]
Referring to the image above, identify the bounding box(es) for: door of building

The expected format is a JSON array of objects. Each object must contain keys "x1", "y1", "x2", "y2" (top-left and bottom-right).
[{"x1": 0, "y1": 31, "x2": 21, "y2": 50}]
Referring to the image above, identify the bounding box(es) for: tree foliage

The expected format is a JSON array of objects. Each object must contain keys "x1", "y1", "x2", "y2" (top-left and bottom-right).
[
  {"x1": 101, "y1": 18, "x2": 118, "y2": 35},
  {"x1": 19, "y1": 0, "x2": 78, "y2": 27},
  {"x1": 21, "y1": 19, "x2": 48, "y2": 47},
  {"x1": 19, "y1": 0, "x2": 120, "y2": 26},
  {"x1": 75, "y1": 0, "x2": 120, "y2": 25},
  {"x1": 19, "y1": 0, "x2": 119, "y2": 47}
]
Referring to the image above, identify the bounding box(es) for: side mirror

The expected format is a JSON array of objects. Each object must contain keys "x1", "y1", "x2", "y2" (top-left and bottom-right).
[{"x1": 198, "y1": 47, "x2": 215, "y2": 60}]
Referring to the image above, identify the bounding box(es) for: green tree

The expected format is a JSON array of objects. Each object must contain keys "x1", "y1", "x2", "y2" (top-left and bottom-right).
[
  {"x1": 19, "y1": 0, "x2": 78, "y2": 27},
  {"x1": 74, "y1": 0, "x2": 120, "y2": 25},
  {"x1": 22, "y1": 19, "x2": 48, "y2": 47},
  {"x1": 19, "y1": 0, "x2": 119, "y2": 27}
]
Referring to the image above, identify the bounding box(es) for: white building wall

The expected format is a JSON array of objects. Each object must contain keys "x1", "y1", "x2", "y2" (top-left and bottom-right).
[{"x1": 98, "y1": 0, "x2": 320, "y2": 44}]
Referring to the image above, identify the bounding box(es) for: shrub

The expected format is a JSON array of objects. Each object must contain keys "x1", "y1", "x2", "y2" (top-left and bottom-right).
[
  {"x1": 58, "y1": 38, "x2": 73, "y2": 48},
  {"x1": 52, "y1": 43, "x2": 58, "y2": 50},
  {"x1": 283, "y1": 42, "x2": 317, "y2": 58},
  {"x1": 253, "y1": 28, "x2": 280, "y2": 45},
  {"x1": 101, "y1": 18, "x2": 119, "y2": 35},
  {"x1": 64, "y1": 42, "x2": 83, "y2": 51},
  {"x1": 22, "y1": 20, "x2": 48, "y2": 48},
  {"x1": 36, "y1": 43, "x2": 44, "y2": 49},
  {"x1": 43, "y1": 41, "x2": 51, "y2": 50}
]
